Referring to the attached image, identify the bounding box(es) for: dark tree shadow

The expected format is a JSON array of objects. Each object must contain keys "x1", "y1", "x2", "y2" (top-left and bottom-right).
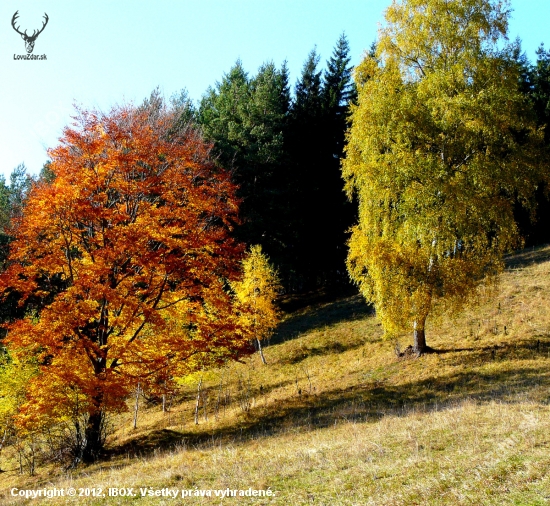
[
  {"x1": 271, "y1": 294, "x2": 373, "y2": 346},
  {"x1": 504, "y1": 244, "x2": 550, "y2": 269},
  {"x1": 278, "y1": 284, "x2": 358, "y2": 313},
  {"x1": 111, "y1": 429, "x2": 184, "y2": 458},
  {"x1": 277, "y1": 339, "x2": 367, "y2": 365}
]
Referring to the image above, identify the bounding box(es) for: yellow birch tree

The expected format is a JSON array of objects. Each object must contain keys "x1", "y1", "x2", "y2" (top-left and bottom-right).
[
  {"x1": 232, "y1": 245, "x2": 281, "y2": 364},
  {"x1": 342, "y1": 0, "x2": 544, "y2": 354}
]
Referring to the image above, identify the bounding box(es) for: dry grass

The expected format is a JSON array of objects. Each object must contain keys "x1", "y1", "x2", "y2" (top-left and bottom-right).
[{"x1": 2, "y1": 245, "x2": 550, "y2": 505}]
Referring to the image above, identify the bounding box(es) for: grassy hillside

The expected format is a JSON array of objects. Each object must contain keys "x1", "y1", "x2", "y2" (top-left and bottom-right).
[{"x1": 2, "y1": 246, "x2": 550, "y2": 505}]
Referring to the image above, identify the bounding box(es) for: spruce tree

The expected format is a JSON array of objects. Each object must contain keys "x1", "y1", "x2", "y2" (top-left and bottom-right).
[
  {"x1": 323, "y1": 33, "x2": 357, "y2": 150},
  {"x1": 532, "y1": 45, "x2": 550, "y2": 142},
  {"x1": 287, "y1": 49, "x2": 325, "y2": 289},
  {"x1": 287, "y1": 39, "x2": 358, "y2": 290},
  {"x1": 198, "y1": 61, "x2": 291, "y2": 277},
  {"x1": 320, "y1": 34, "x2": 358, "y2": 286},
  {"x1": 528, "y1": 45, "x2": 550, "y2": 244},
  {"x1": 198, "y1": 60, "x2": 250, "y2": 172}
]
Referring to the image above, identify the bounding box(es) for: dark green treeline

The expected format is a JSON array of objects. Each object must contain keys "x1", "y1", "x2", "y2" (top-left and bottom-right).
[
  {"x1": 194, "y1": 37, "x2": 550, "y2": 290},
  {"x1": 197, "y1": 34, "x2": 357, "y2": 291},
  {"x1": 514, "y1": 44, "x2": 550, "y2": 245}
]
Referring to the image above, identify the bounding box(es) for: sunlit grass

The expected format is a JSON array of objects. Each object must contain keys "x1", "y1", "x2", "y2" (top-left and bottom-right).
[{"x1": 2, "y1": 245, "x2": 550, "y2": 505}]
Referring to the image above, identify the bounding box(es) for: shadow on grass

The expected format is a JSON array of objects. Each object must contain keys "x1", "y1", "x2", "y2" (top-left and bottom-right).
[
  {"x1": 110, "y1": 429, "x2": 184, "y2": 458},
  {"x1": 277, "y1": 283, "x2": 358, "y2": 313},
  {"x1": 271, "y1": 294, "x2": 373, "y2": 346},
  {"x1": 505, "y1": 244, "x2": 550, "y2": 269},
  {"x1": 277, "y1": 340, "x2": 363, "y2": 365},
  {"x1": 431, "y1": 336, "x2": 550, "y2": 359},
  {"x1": 107, "y1": 336, "x2": 550, "y2": 461}
]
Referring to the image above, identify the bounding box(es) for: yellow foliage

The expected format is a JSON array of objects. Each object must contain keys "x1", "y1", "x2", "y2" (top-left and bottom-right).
[
  {"x1": 342, "y1": 0, "x2": 545, "y2": 350},
  {"x1": 231, "y1": 245, "x2": 281, "y2": 362},
  {"x1": 0, "y1": 352, "x2": 38, "y2": 432}
]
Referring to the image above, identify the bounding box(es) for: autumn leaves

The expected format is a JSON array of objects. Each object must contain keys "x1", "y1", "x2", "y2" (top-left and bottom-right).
[
  {"x1": 0, "y1": 104, "x2": 279, "y2": 462},
  {"x1": 343, "y1": 0, "x2": 546, "y2": 354}
]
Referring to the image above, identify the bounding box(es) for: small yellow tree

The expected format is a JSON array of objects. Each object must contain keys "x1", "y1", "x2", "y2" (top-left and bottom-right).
[
  {"x1": 232, "y1": 245, "x2": 281, "y2": 365},
  {"x1": 0, "y1": 351, "x2": 38, "y2": 471}
]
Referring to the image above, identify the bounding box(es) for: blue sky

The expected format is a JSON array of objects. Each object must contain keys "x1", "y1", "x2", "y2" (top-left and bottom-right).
[{"x1": 1, "y1": 0, "x2": 549, "y2": 180}]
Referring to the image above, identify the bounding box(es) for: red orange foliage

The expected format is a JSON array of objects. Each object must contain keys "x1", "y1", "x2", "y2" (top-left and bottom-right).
[{"x1": 0, "y1": 104, "x2": 252, "y2": 460}]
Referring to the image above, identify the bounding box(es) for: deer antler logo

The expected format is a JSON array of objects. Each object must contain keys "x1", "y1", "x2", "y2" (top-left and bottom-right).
[{"x1": 11, "y1": 11, "x2": 49, "y2": 54}]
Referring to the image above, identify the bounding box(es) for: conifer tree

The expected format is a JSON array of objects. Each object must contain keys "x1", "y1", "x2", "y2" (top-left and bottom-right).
[
  {"x1": 288, "y1": 40, "x2": 358, "y2": 289},
  {"x1": 514, "y1": 43, "x2": 550, "y2": 245},
  {"x1": 0, "y1": 178, "x2": 10, "y2": 236},
  {"x1": 294, "y1": 49, "x2": 323, "y2": 117},
  {"x1": 199, "y1": 61, "x2": 250, "y2": 173},
  {"x1": 0, "y1": 165, "x2": 35, "y2": 337},
  {"x1": 170, "y1": 88, "x2": 197, "y2": 128},
  {"x1": 320, "y1": 34, "x2": 358, "y2": 286},
  {"x1": 526, "y1": 45, "x2": 550, "y2": 244},
  {"x1": 287, "y1": 49, "x2": 325, "y2": 289},
  {"x1": 323, "y1": 33, "x2": 357, "y2": 147},
  {"x1": 198, "y1": 61, "x2": 291, "y2": 278},
  {"x1": 532, "y1": 45, "x2": 550, "y2": 140},
  {"x1": 7, "y1": 164, "x2": 32, "y2": 222}
]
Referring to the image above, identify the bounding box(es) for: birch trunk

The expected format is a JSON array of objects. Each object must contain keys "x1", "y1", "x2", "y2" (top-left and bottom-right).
[
  {"x1": 413, "y1": 317, "x2": 428, "y2": 355},
  {"x1": 133, "y1": 383, "x2": 140, "y2": 429},
  {"x1": 257, "y1": 337, "x2": 267, "y2": 365}
]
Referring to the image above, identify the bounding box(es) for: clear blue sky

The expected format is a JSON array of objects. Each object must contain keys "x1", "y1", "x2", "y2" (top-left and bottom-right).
[{"x1": 1, "y1": 0, "x2": 548, "y2": 180}]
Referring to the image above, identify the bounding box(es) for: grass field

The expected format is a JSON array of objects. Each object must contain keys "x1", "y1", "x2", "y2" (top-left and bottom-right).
[{"x1": 2, "y1": 246, "x2": 550, "y2": 505}]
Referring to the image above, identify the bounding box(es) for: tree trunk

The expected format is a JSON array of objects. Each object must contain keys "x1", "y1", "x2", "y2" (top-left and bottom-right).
[
  {"x1": 194, "y1": 378, "x2": 202, "y2": 425},
  {"x1": 256, "y1": 338, "x2": 267, "y2": 365},
  {"x1": 82, "y1": 410, "x2": 104, "y2": 463},
  {"x1": 413, "y1": 318, "x2": 429, "y2": 355},
  {"x1": 133, "y1": 383, "x2": 140, "y2": 429}
]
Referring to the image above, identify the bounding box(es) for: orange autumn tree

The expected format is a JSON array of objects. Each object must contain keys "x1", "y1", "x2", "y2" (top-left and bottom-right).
[{"x1": 0, "y1": 103, "x2": 252, "y2": 463}]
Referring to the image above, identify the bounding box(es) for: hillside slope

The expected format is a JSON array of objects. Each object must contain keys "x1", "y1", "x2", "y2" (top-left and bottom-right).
[{"x1": 2, "y1": 246, "x2": 550, "y2": 505}]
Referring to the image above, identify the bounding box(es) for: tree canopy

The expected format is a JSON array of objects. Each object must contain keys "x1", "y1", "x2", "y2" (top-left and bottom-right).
[
  {"x1": 0, "y1": 103, "x2": 251, "y2": 462},
  {"x1": 231, "y1": 245, "x2": 281, "y2": 365},
  {"x1": 198, "y1": 60, "x2": 291, "y2": 266},
  {"x1": 342, "y1": 0, "x2": 545, "y2": 354}
]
